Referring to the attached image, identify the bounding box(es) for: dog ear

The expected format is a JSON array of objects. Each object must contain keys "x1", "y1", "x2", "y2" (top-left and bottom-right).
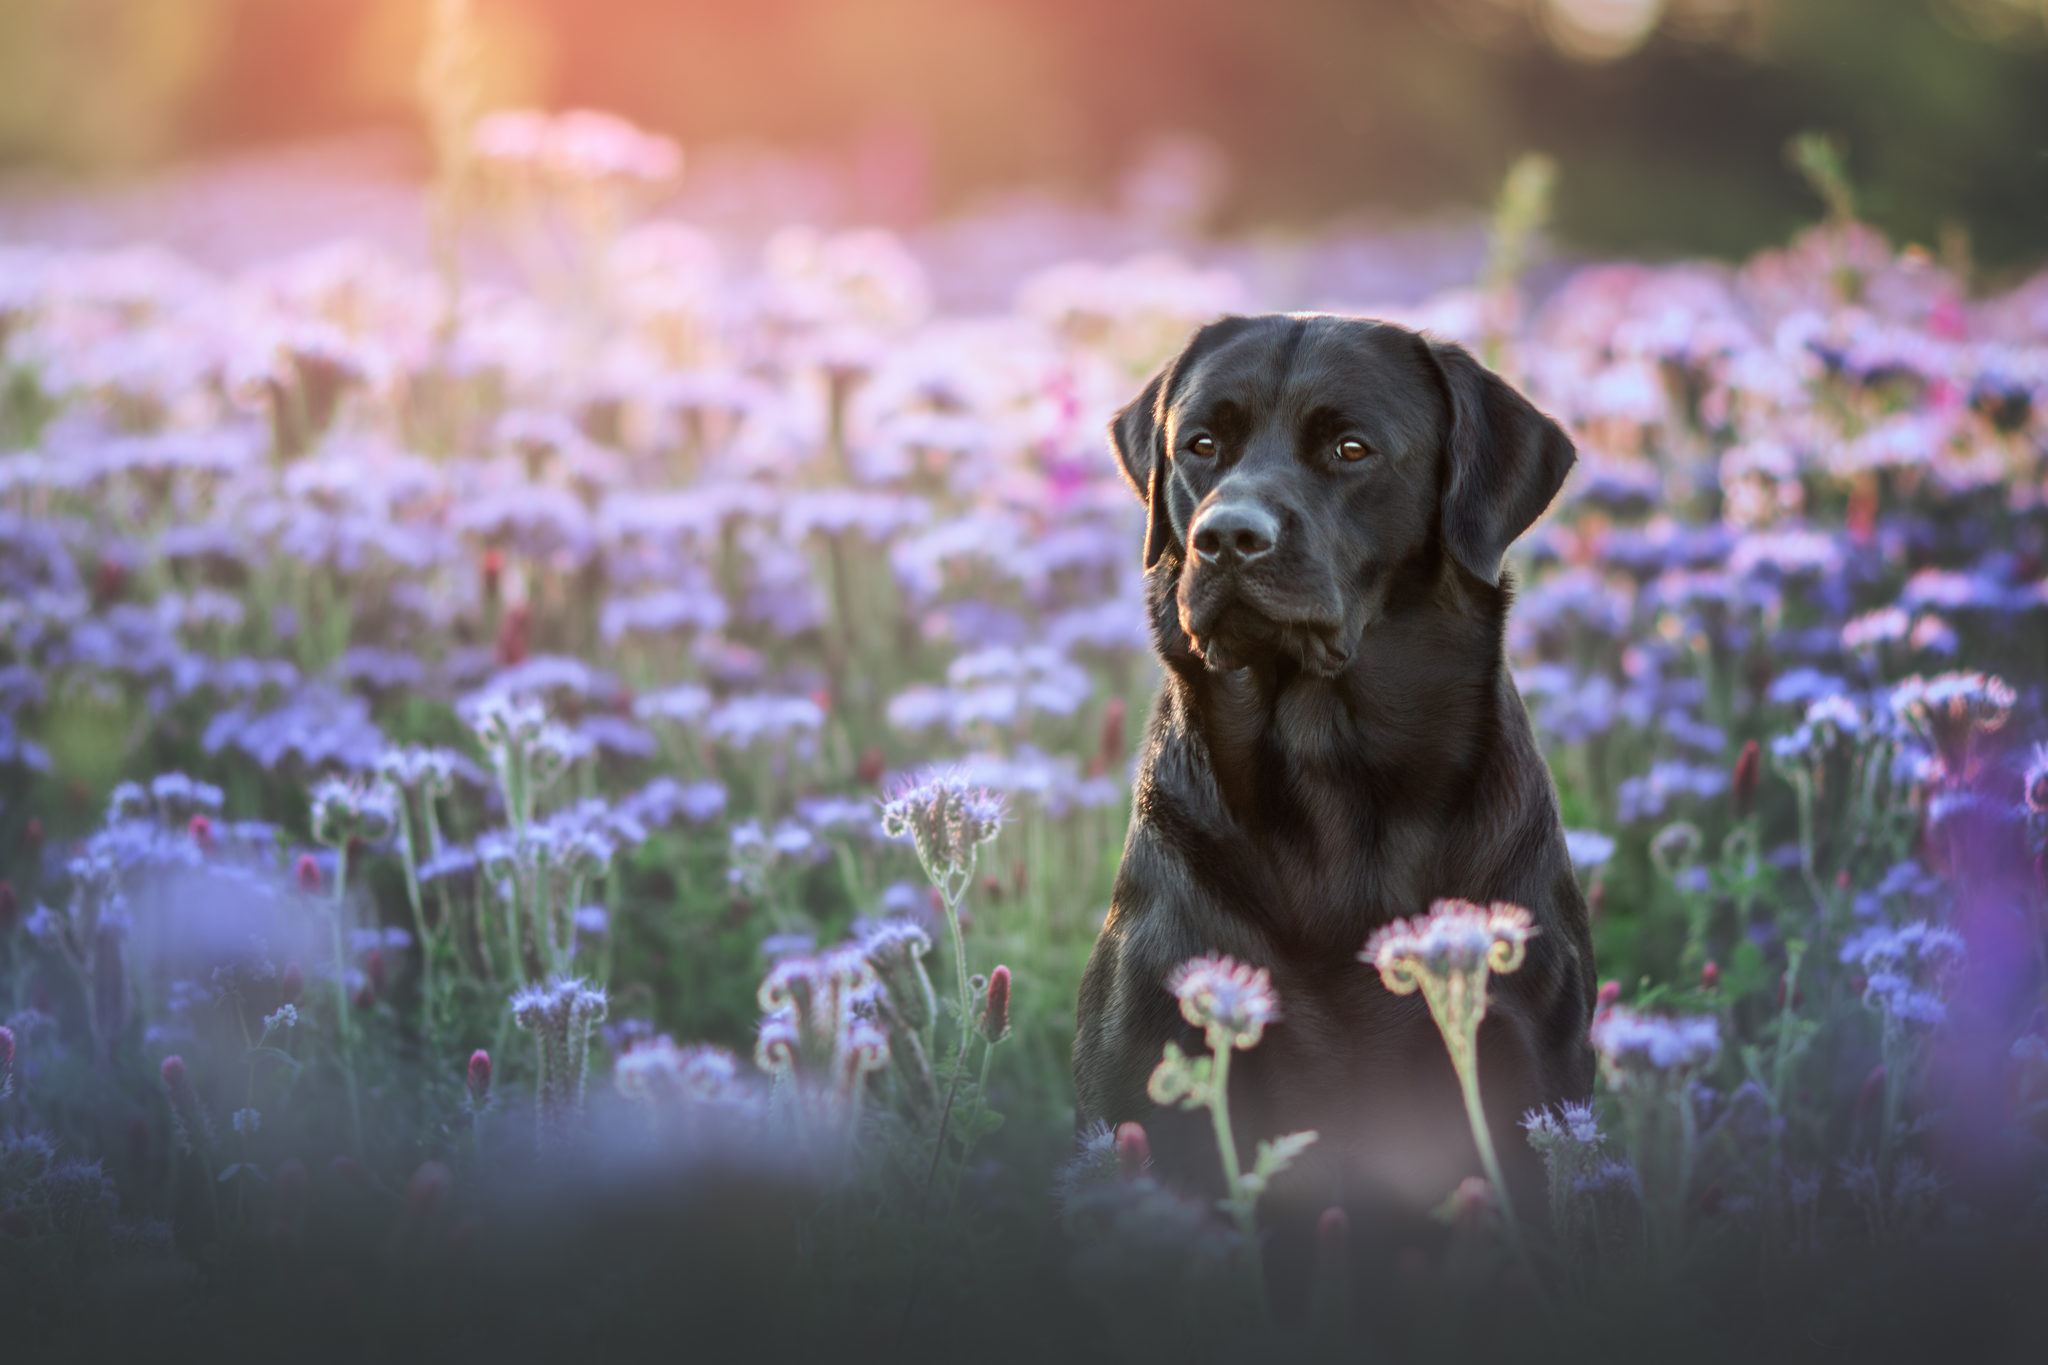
[
  {"x1": 1426, "y1": 339, "x2": 1576, "y2": 585},
  {"x1": 1110, "y1": 368, "x2": 1176, "y2": 570}
]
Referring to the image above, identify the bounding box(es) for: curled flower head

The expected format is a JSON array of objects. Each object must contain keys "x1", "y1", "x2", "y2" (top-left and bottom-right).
[
  {"x1": 460, "y1": 691, "x2": 549, "y2": 755},
  {"x1": 880, "y1": 771, "x2": 1006, "y2": 889},
  {"x1": 376, "y1": 745, "x2": 459, "y2": 796},
  {"x1": 1590, "y1": 1006, "x2": 1720, "y2": 1087},
  {"x1": 1840, "y1": 921, "x2": 1966, "y2": 1028},
  {"x1": 1166, "y1": 953, "x2": 1278, "y2": 1050},
  {"x1": 616, "y1": 1038, "x2": 745, "y2": 1105},
  {"x1": 859, "y1": 917, "x2": 936, "y2": 1032},
  {"x1": 308, "y1": 776, "x2": 399, "y2": 848},
  {"x1": 1361, "y1": 898, "x2": 1537, "y2": 988},
  {"x1": 1889, "y1": 671, "x2": 2016, "y2": 778}
]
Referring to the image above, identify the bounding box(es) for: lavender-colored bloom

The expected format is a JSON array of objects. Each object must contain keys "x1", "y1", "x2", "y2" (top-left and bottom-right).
[
  {"x1": 1563, "y1": 828, "x2": 1616, "y2": 871},
  {"x1": 1591, "y1": 1007, "x2": 1720, "y2": 1078}
]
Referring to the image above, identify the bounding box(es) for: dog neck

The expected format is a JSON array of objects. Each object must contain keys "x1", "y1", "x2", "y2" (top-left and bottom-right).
[{"x1": 1146, "y1": 550, "x2": 1523, "y2": 880}]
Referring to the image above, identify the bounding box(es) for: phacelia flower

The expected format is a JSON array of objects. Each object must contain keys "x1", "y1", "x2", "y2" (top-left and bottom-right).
[
  {"x1": 308, "y1": 775, "x2": 399, "y2": 848},
  {"x1": 1167, "y1": 953, "x2": 1278, "y2": 1051},
  {"x1": 1589, "y1": 1006, "x2": 1720, "y2": 1086},
  {"x1": 880, "y1": 771, "x2": 1006, "y2": 898},
  {"x1": 1889, "y1": 671, "x2": 2016, "y2": 779}
]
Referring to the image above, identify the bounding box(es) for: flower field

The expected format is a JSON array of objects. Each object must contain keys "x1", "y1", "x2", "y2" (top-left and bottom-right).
[{"x1": 2, "y1": 110, "x2": 2047, "y2": 1359}]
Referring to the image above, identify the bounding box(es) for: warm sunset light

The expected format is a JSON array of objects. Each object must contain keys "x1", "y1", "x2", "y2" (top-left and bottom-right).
[{"x1": 2, "y1": 3, "x2": 2046, "y2": 1360}]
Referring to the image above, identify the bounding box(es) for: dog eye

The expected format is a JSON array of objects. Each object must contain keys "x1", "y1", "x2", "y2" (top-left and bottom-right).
[
  {"x1": 1188, "y1": 436, "x2": 1217, "y2": 457},
  {"x1": 1335, "y1": 439, "x2": 1373, "y2": 462}
]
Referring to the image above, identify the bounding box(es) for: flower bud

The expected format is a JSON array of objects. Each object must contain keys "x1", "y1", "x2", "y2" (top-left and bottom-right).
[
  {"x1": 978, "y1": 964, "x2": 1011, "y2": 1044},
  {"x1": 1701, "y1": 960, "x2": 1720, "y2": 991},
  {"x1": 1597, "y1": 979, "x2": 1621, "y2": 1010},
  {"x1": 22, "y1": 818, "x2": 43, "y2": 852},
  {"x1": 159, "y1": 1054, "x2": 188, "y2": 1095},
  {"x1": 188, "y1": 814, "x2": 215, "y2": 853},
  {"x1": 1731, "y1": 739, "x2": 1761, "y2": 819},
  {"x1": 467, "y1": 1049, "x2": 492, "y2": 1104},
  {"x1": 0, "y1": 880, "x2": 17, "y2": 935},
  {"x1": 280, "y1": 960, "x2": 304, "y2": 1004},
  {"x1": 1115, "y1": 1121, "x2": 1150, "y2": 1181},
  {"x1": 295, "y1": 853, "x2": 322, "y2": 892},
  {"x1": 365, "y1": 947, "x2": 388, "y2": 995},
  {"x1": 857, "y1": 746, "x2": 886, "y2": 786}
]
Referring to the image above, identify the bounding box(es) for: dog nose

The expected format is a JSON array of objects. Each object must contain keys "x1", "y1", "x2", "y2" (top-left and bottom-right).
[{"x1": 1191, "y1": 503, "x2": 1279, "y2": 566}]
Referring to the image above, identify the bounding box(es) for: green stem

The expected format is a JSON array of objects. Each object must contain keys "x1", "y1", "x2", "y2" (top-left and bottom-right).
[
  {"x1": 396, "y1": 797, "x2": 435, "y2": 1030},
  {"x1": 1206, "y1": 1040, "x2": 1269, "y2": 1320},
  {"x1": 330, "y1": 844, "x2": 366, "y2": 1159},
  {"x1": 1448, "y1": 1033, "x2": 1537, "y2": 1280}
]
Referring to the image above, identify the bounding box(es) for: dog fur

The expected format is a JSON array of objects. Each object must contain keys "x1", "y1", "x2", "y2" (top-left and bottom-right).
[{"x1": 1072, "y1": 313, "x2": 1597, "y2": 1219}]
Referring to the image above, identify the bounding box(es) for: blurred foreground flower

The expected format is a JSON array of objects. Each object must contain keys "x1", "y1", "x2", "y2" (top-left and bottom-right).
[
  {"x1": 1361, "y1": 899, "x2": 1538, "y2": 1270},
  {"x1": 1148, "y1": 953, "x2": 1314, "y2": 1320}
]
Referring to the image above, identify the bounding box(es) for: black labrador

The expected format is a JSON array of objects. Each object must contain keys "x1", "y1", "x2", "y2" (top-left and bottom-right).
[{"x1": 1073, "y1": 313, "x2": 1596, "y2": 1227}]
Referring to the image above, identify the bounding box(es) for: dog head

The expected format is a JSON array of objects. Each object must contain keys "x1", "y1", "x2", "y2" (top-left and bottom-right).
[{"x1": 1110, "y1": 314, "x2": 1576, "y2": 674}]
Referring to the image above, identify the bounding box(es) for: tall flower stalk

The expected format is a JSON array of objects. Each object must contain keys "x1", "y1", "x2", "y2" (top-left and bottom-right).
[
  {"x1": 880, "y1": 773, "x2": 1006, "y2": 1206},
  {"x1": 1361, "y1": 898, "x2": 1539, "y2": 1275},
  {"x1": 309, "y1": 775, "x2": 399, "y2": 1157},
  {"x1": 1589, "y1": 1005, "x2": 1721, "y2": 1263},
  {"x1": 1147, "y1": 953, "x2": 1317, "y2": 1320}
]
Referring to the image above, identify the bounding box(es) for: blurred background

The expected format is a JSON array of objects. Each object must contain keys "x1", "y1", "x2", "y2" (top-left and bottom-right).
[{"x1": 0, "y1": 0, "x2": 2043, "y2": 272}]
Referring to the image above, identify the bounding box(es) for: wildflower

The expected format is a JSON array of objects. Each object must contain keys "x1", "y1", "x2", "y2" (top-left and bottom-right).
[
  {"x1": 1148, "y1": 953, "x2": 1316, "y2": 1320},
  {"x1": 1701, "y1": 960, "x2": 1720, "y2": 991},
  {"x1": 510, "y1": 977, "x2": 608, "y2": 1141},
  {"x1": 615, "y1": 1039, "x2": 744, "y2": 1106},
  {"x1": 1889, "y1": 671, "x2": 2016, "y2": 779},
  {"x1": 294, "y1": 854, "x2": 321, "y2": 892},
  {"x1": 188, "y1": 814, "x2": 214, "y2": 852},
  {"x1": 1589, "y1": 1006, "x2": 1721, "y2": 1084},
  {"x1": 1650, "y1": 821, "x2": 1703, "y2": 877},
  {"x1": 232, "y1": 1108, "x2": 261, "y2": 1137},
  {"x1": 467, "y1": 1049, "x2": 492, "y2": 1105},
  {"x1": 879, "y1": 771, "x2": 1007, "y2": 899},
  {"x1": 308, "y1": 776, "x2": 399, "y2": 849},
  {"x1": 1840, "y1": 921, "x2": 1965, "y2": 1028},
  {"x1": 1166, "y1": 953, "x2": 1279, "y2": 1052},
  {"x1": 860, "y1": 918, "x2": 936, "y2": 1033},
  {"x1": 1564, "y1": 828, "x2": 1616, "y2": 871},
  {"x1": 979, "y1": 964, "x2": 1012, "y2": 1044},
  {"x1": 261, "y1": 1005, "x2": 297, "y2": 1035}
]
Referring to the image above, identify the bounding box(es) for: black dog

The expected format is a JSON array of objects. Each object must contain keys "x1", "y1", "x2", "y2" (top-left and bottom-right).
[{"x1": 1073, "y1": 313, "x2": 1596, "y2": 1223}]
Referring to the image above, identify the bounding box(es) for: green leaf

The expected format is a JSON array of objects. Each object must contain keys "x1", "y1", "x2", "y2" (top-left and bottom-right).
[{"x1": 1251, "y1": 1129, "x2": 1320, "y2": 1185}]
